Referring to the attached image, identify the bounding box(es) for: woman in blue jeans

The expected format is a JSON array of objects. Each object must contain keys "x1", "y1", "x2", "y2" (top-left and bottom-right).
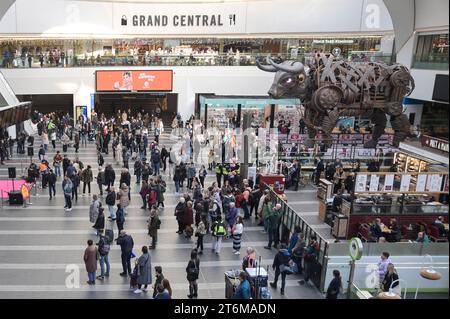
[{"x1": 96, "y1": 236, "x2": 110, "y2": 280}]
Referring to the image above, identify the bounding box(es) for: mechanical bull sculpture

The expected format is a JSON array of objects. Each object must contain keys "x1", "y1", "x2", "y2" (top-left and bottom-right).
[{"x1": 257, "y1": 53, "x2": 415, "y2": 148}]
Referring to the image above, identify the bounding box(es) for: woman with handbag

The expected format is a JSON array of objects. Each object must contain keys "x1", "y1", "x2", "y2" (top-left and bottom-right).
[
  {"x1": 269, "y1": 244, "x2": 293, "y2": 295},
  {"x1": 134, "y1": 246, "x2": 152, "y2": 294},
  {"x1": 186, "y1": 249, "x2": 200, "y2": 299},
  {"x1": 232, "y1": 217, "x2": 244, "y2": 255}
]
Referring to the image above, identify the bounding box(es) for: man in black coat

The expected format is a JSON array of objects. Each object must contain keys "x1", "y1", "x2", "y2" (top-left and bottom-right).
[
  {"x1": 116, "y1": 230, "x2": 134, "y2": 276},
  {"x1": 314, "y1": 157, "x2": 324, "y2": 185},
  {"x1": 134, "y1": 159, "x2": 142, "y2": 184},
  {"x1": 48, "y1": 169, "x2": 57, "y2": 200},
  {"x1": 105, "y1": 165, "x2": 116, "y2": 191}
]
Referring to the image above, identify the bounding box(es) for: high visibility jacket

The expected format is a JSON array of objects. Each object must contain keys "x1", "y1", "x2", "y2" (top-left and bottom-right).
[
  {"x1": 212, "y1": 221, "x2": 227, "y2": 237},
  {"x1": 215, "y1": 165, "x2": 223, "y2": 174}
]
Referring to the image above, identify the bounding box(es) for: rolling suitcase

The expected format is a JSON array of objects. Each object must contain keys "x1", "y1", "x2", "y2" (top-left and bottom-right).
[
  {"x1": 105, "y1": 229, "x2": 114, "y2": 244},
  {"x1": 63, "y1": 144, "x2": 68, "y2": 152}
]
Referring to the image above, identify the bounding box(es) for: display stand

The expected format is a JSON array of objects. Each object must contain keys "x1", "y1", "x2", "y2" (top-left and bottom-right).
[{"x1": 317, "y1": 179, "x2": 333, "y2": 200}]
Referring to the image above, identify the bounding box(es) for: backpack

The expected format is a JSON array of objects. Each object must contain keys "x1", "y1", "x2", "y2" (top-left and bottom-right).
[
  {"x1": 148, "y1": 190, "x2": 157, "y2": 204},
  {"x1": 156, "y1": 218, "x2": 161, "y2": 230},
  {"x1": 223, "y1": 195, "x2": 235, "y2": 213},
  {"x1": 106, "y1": 192, "x2": 116, "y2": 206},
  {"x1": 100, "y1": 240, "x2": 110, "y2": 255},
  {"x1": 63, "y1": 182, "x2": 72, "y2": 194}
]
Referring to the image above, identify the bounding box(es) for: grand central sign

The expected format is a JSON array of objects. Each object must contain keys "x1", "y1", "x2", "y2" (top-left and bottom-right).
[
  {"x1": 113, "y1": 2, "x2": 246, "y2": 34},
  {"x1": 126, "y1": 14, "x2": 235, "y2": 28}
]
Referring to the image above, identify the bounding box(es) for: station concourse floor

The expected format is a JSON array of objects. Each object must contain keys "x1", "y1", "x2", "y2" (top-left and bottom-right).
[{"x1": 0, "y1": 131, "x2": 326, "y2": 299}]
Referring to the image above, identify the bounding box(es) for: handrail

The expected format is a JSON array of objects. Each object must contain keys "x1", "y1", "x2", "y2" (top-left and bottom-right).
[
  {"x1": 261, "y1": 182, "x2": 330, "y2": 256},
  {"x1": 0, "y1": 52, "x2": 395, "y2": 69}
]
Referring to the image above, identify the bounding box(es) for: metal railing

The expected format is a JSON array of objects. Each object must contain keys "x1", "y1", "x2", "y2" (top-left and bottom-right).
[
  {"x1": 262, "y1": 182, "x2": 330, "y2": 290},
  {"x1": 0, "y1": 53, "x2": 395, "y2": 69}
]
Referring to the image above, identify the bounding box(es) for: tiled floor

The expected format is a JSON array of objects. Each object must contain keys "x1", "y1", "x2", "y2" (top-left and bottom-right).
[{"x1": 0, "y1": 130, "x2": 325, "y2": 299}]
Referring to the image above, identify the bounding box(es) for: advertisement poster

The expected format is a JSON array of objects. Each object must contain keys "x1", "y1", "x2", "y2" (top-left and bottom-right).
[
  {"x1": 383, "y1": 174, "x2": 394, "y2": 191},
  {"x1": 96, "y1": 70, "x2": 173, "y2": 91},
  {"x1": 355, "y1": 174, "x2": 368, "y2": 192},
  {"x1": 369, "y1": 175, "x2": 380, "y2": 192},
  {"x1": 415, "y1": 174, "x2": 427, "y2": 192},
  {"x1": 427, "y1": 174, "x2": 443, "y2": 192},
  {"x1": 400, "y1": 174, "x2": 411, "y2": 192}
]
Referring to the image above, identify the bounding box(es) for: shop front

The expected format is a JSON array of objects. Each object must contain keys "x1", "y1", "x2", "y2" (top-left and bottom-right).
[
  {"x1": 198, "y1": 95, "x2": 301, "y2": 130},
  {"x1": 335, "y1": 171, "x2": 449, "y2": 240}
]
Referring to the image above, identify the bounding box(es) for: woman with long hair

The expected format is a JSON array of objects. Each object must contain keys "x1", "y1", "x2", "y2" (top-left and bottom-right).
[
  {"x1": 232, "y1": 217, "x2": 244, "y2": 255},
  {"x1": 186, "y1": 249, "x2": 200, "y2": 299}
]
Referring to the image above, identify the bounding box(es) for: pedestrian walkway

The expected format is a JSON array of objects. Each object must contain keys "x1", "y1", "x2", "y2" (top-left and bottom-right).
[{"x1": 0, "y1": 131, "x2": 324, "y2": 299}]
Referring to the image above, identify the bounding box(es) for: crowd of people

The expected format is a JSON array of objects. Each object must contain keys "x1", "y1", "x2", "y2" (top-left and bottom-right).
[{"x1": 15, "y1": 109, "x2": 328, "y2": 299}]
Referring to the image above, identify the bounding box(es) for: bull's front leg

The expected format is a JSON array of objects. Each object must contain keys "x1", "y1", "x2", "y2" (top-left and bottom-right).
[
  {"x1": 303, "y1": 107, "x2": 317, "y2": 148},
  {"x1": 321, "y1": 108, "x2": 340, "y2": 148}
]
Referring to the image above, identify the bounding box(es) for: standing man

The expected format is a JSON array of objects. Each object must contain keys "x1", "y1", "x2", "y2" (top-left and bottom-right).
[
  {"x1": 116, "y1": 230, "x2": 134, "y2": 277},
  {"x1": 265, "y1": 203, "x2": 282, "y2": 250},
  {"x1": 62, "y1": 176, "x2": 73, "y2": 212},
  {"x1": 81, "y1": 165, "x2": 93, "y2": 196},
  {"x1": 48, "y1": 169, "x2": 57, "y2": 200},
  {"x1": 53, "y1": 151, "x2": 63, "y2": 178}
]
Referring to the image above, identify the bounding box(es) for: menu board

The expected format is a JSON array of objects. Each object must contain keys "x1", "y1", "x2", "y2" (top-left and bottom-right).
[
  {"x1": 427, "y1": 174, "x2": 443, "y2": 192},
  {"x1": 415, "y1": 174, "x2": 427, "y2": 192},
  {"x1": 400, "y1": 174, "x2": 411, "y2": 192},
  {"x1": 369, "y1": 175, "x2": 380, "y2": 192},
  {"x1": 383, "y1": 174, "x2": 394, "y2": 192},
  {"x1": 355, "y1": 174, "x2": 368, "y2": 192}
]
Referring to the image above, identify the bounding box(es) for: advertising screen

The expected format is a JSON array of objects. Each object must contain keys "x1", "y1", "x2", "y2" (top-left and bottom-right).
[{"x1": 96, "y1": 70, "x2": 173, "y2": 92}]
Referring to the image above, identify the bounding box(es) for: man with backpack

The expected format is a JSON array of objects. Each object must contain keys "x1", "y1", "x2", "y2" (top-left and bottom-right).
[
  {"x1": 208, "y1": 197, "x2": 222, "y2": 233},
  {"x1": 222, "y1": 190, "x2": 235, "y2": 216},
  {"x1": 299, "y1": 235, "x2": 320, "y2": 286},
  {"x1": 96, "y1": 234, "x2": 111, "y2": 280},
  {"x1": 62, "y1": 176, "x2": 73, "y2": 212},
  {"x1": 211, "y1": 215, "x2": 227, "y2": 255}
]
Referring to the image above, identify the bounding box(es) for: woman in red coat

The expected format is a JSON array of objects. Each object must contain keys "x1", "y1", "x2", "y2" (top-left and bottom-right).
[{"x1": 184, "y1": 201, "x2": 194, "y2": 238}]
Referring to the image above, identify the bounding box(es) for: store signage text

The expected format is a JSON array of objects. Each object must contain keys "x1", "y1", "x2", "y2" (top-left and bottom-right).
[
  {"x1": 312, "y1": 39, "x2": 355, "y2": 44},
  {"x1": 421, "y1": 135, "x2": 449, "y2": 153},
  {"x1": 124, "y1": 14, "x2": 236, "y2": 28}
]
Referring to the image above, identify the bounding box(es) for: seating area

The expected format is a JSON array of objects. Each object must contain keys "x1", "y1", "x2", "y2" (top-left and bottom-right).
[{"x1": 357, "y1": 220, "x2": 449, "y2": 243}]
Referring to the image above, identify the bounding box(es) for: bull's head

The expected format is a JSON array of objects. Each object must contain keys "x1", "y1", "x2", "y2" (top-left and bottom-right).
[{"x1": 257, "y1": 56, "x2": 310, "y2": 100}]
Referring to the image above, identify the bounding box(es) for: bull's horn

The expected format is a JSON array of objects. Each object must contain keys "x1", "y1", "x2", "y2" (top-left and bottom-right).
[
  {"x1": 268, "y1": 57, "x2": 304, "y2": 74},
  {"x1": 256, "y1": 59, "x2": 278, "y2": 72}
]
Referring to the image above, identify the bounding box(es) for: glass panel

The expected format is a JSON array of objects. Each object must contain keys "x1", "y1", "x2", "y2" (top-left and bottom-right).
[{"x1": 413, "y1": 33, "x2": 449, "y2": 70}]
